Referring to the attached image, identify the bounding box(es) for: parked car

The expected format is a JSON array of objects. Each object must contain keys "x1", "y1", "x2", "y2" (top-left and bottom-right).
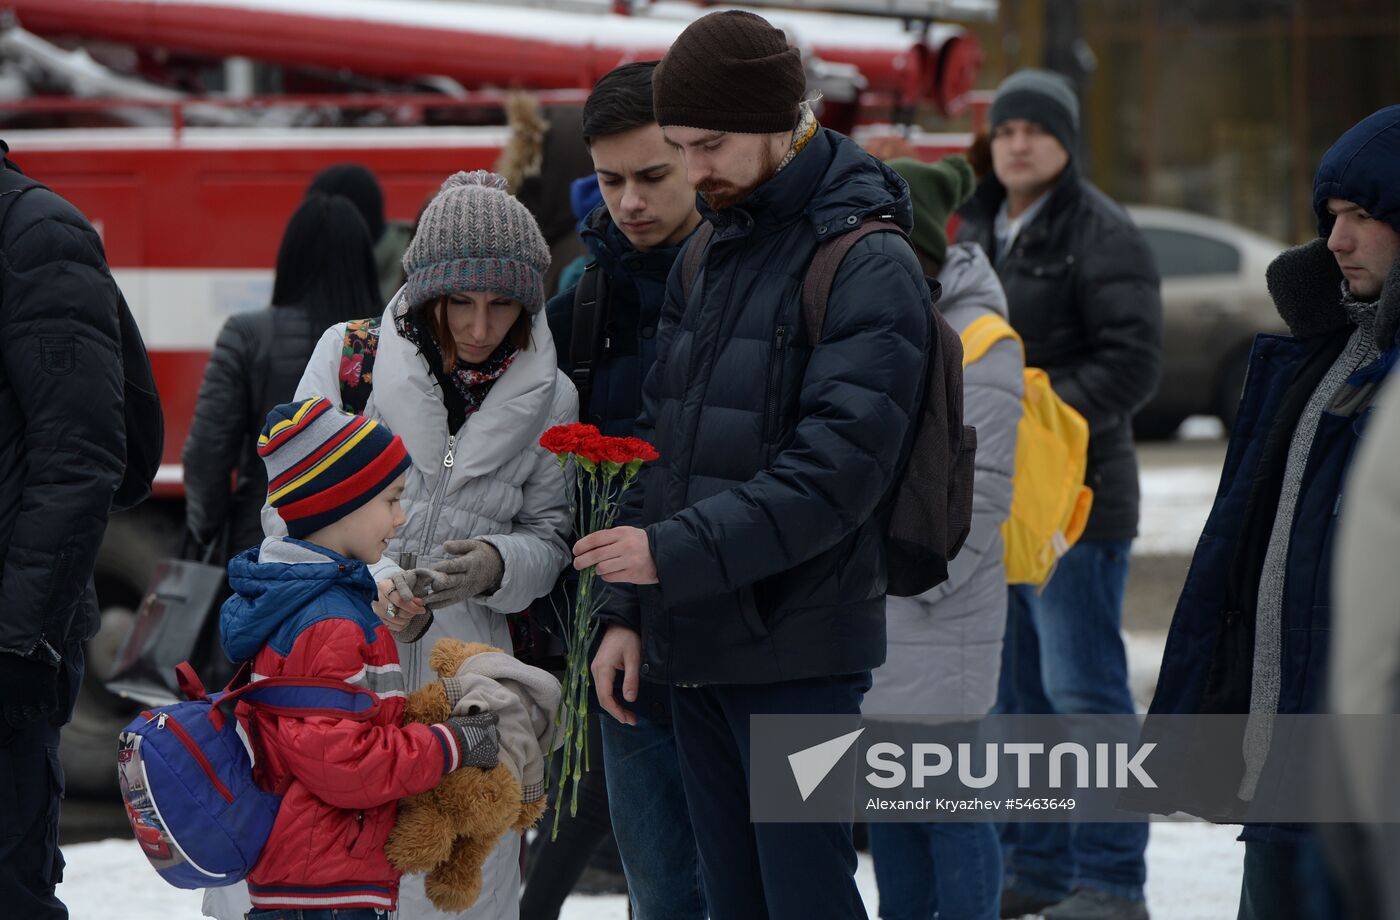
[{"x1": 1127, "y1": 205, "x2": 1288, "y2": 439}]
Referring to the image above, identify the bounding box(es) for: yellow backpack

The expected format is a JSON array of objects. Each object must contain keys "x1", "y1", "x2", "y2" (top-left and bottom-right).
[{"x1": 960, "y1": 314, "x2": 1094, "y2": 586}]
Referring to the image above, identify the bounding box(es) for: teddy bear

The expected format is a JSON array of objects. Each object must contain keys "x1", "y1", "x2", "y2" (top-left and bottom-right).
[{"x1": 385, "y1": 638, "x2": 550, "y2": 912}]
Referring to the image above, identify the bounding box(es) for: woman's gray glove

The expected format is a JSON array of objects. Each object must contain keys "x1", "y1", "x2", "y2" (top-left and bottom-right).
[{"x1": 419, "y1": 539, "x2": 505, "y2": 608}]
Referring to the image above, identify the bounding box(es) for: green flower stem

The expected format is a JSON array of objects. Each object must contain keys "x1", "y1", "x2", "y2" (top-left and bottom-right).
[{"x1": 549, "y1": 453, "x2": 644, "y2": 840}]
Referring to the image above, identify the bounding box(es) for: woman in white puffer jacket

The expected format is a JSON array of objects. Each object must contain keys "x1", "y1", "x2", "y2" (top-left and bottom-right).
[{"x1": 212, "y1": 170, "x2": 576, "y2": 920}]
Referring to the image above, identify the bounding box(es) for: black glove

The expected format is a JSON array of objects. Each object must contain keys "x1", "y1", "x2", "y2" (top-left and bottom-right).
[
  {"x1": 442, "y1": 712, "x2": 500, "y2": 771},
  {"x1": 0, "y1": 651, "x2": 62, "y2": 731}
]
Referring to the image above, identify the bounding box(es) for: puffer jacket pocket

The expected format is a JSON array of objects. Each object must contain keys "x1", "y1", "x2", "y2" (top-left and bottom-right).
[
  {"x1": 347, "y1": 806, "x2": 383, "y2": 859},
  {"x1": 737, "y1": 584, "x2": 770, "y2": 640}
]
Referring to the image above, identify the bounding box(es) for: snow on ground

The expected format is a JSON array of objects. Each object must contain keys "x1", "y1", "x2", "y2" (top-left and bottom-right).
[
  {"x1": 1126, "y1": 629, "x2": 1170, "y2": 710},
  {"x1": 1136, "y1": 465, "x2": 1220, "y2": 556},
  {"x1": 61, "y1": 820, "x2": 1242, "y2": 919},
  {"x1": 1134, "y1": 416, "x2": 1230, "y2": 556}
]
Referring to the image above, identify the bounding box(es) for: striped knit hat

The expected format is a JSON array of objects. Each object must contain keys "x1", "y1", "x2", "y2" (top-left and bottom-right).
[
  {"x1": 401, "y1": 170, "x2": 551, "y2": 314},
  {"x1": 258, "y1": 397, "x2": 411, "y2": 539}
]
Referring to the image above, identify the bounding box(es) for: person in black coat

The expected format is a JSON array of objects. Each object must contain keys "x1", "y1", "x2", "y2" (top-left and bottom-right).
[
  {"x1": 954, "y1": 70, "x2": 1162, "y2": 920},
  {"x1": 576, "y1": 13, "x2": 929, "y2": 919},
  {"x1": 182, "y1": 193, "x2": 381, "y2": 559},
  {"x1": 0, "y1": 144, "x2": 130, "y2": 918}
]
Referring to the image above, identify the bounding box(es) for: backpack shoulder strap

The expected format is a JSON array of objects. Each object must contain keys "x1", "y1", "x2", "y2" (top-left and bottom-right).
[
  {"x1": 211, "y1": 671, "x2": 381, "y2": 721},
  {"x1": 679, "y1": 221, "x2": 716, "y2": 303},
  {"x1": 959, "y1": 313, "x2": 1023, "y2": 368},
  {"x1": 569, "y1": 262, "x2": 608, "y2": 413},
  {"x1": 801, "y1": 219, "x2": 906, "y2": 347}
]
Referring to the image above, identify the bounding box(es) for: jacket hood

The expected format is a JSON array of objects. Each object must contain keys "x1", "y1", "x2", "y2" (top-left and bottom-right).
[
  {"x1": 220, "y1": 537, "x2": 377, "y2": 662},
  {"x1": 1266, "y1": 237, "x2": 1400, "y2": 348},
  {"x1": 579, "y1": 203, "x2": 688, "y2": 282},
  {"x1": 375, "y1": 290, "x2": 563, "y2": 481},
  {"x1": 1313, "y1": 105, "x2": 1400, "y2": 237},
  {"x1": 937, "y1": 241, "x2": 1009, "y2": 324},
  {"x1": 697, "y1": 127, "x2": 913, "y2": 238}
]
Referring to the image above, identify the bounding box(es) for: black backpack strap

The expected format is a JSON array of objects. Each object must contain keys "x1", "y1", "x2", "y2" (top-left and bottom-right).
[
  {"x1": 800, "y1": 219, "x2": 907, "y2": 347},
  {"x1": 569, "y1": 262, "x2": 609, "y2": 415},
  {"x1": 679, "y1": 221, "x2": 716, "y2": 303}
]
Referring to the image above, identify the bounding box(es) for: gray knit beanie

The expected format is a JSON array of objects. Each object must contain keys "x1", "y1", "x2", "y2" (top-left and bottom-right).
[
  {"x1": 990, "y1": 69, "x2": 1080, "y2": 158},
  {"x1": 401, "y1": 170, "x2": 551, "y2": 314}
]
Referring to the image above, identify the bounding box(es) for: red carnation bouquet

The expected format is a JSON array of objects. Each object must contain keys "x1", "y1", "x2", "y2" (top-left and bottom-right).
[{"x1": 538, "y1": 423, "x2": 658, "y2": 838}]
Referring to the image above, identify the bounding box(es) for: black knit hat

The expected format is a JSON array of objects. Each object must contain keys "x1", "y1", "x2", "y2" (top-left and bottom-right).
[
  {"x1": 989, "y1": 69, "x2": 1080, "y2": 159},
  {"x1": 654, "y1": 10, "x2": 806, "y2": 135}
]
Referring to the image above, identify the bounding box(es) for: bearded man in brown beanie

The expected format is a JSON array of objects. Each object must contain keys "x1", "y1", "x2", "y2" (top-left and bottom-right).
[{"x1": 573, "y1": 9, "x2": 933, "y2": 919}]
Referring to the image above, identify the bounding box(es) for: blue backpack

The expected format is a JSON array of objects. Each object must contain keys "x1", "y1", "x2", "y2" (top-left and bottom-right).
[{"x1": 118, "y1": 662, "x2": 381, "y2": 889}]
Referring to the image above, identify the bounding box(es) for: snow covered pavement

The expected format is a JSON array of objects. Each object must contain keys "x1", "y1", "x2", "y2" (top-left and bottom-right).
[{"x1": 60, "y1": 819, "x2": 1243, "y2": 919}]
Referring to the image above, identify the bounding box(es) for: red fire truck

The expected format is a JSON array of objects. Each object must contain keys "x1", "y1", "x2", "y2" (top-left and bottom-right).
[{"x1": 10, "y1": 0, "x2": 986, "y2": 793}]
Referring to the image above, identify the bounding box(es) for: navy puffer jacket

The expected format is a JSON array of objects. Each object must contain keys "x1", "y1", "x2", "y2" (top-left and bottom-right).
[
  {"x1": 610, "y1": 128, "x2": 930, "y2": 686},
  {"x1": 546, "y1": 205, "x2": 683, "y2": 437}
]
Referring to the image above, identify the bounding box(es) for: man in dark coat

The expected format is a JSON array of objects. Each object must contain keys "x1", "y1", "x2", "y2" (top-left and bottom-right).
[
  {"x1": 1145, "y1": 105, "x2": 1400, "y2": 920},
  {"x1": 574, "y1": 11, "x2": 930, "y2": 919},
  {"x1": 529, "y1": 61, "x2": 706, "y2": 920},
  {"x1": 955, "y1": 70, "x2": 1162, "y2": 920},
  {"x1": 0, "y1": 143, "x2": 130, "y2": 917}
]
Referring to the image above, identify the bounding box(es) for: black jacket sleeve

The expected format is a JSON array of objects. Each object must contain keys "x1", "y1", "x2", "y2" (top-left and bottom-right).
[
  {"x1": 182, "y1": 312, "x2": 259, "y2": 547},
  {"x1": 0, "y1": 189, "x2": 126, "y2": 660},
  {"x1": 1049, "y1": 223, "x2": 1163, "y2": 432}
]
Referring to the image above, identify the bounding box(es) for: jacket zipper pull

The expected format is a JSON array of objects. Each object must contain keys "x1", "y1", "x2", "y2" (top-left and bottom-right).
[
  {"x1": 444, "y1": 435, "x2": 456, "y2": 469},
  {"x1": 776, "y1": 326, "x2": 787, "y2": 350},
  {"x1": 156, "y1": 713, "x2": 168, "y2": 729}
]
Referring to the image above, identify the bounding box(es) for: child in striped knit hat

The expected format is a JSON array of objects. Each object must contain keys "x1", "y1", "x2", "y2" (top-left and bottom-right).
[{"x1": 215, "y1": 396, "x2": 501, "y2": 918}]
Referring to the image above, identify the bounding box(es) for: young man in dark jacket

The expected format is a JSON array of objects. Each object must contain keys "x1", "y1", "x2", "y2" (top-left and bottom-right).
[
  {"x1": 955, "y1": 70, "x2": 1162, "y2": 920},
  {"x1": 1148, "y1": 106, "x2": 1400, "y2": 920},
  {"x1": 0, "y1": 143, "x2": 132, "y2": 917},
  {"x1": 576, "y1": 11, "x2": 930, "y2": 918},
  {"x1": 532, "y1": 61, "x2": 706, "y2": 920}
]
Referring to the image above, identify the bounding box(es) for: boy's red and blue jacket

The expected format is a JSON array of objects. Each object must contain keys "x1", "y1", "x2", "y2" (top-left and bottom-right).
[{"x1": 220, "y1": 537, "x2": 465, "y2": 912}]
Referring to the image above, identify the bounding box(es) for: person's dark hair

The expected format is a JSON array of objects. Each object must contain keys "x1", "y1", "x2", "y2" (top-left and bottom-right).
[
  {"x1": 420, "y1": 297, "x2": 533, "y2": 371},
  {"x1": 582, "y1": 61, "x2": 661, "y2": 145},
  {"x1": 305, "y1": 163, "x2": 386, "y2": 242},
  {"x1": 271, "y1": 194, "x2": 382, "y2": 333}
]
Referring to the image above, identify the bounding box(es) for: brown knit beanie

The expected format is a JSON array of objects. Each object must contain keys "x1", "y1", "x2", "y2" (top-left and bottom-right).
[{"x1": 653, "y1": 10, "x2": 806, "y2": 135}]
